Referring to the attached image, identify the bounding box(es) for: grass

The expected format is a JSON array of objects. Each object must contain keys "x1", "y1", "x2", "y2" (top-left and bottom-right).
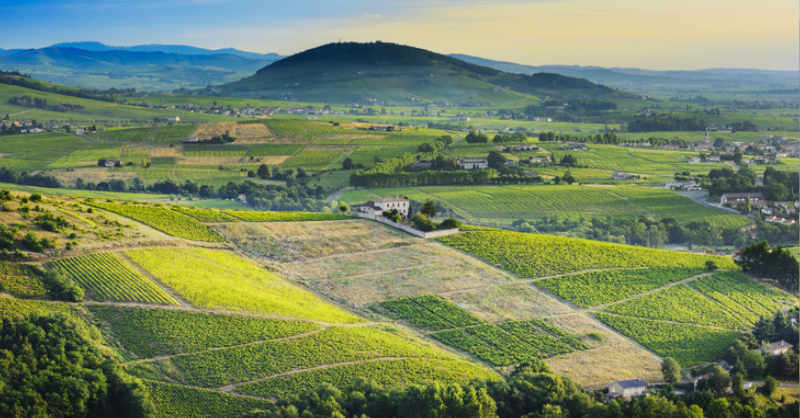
[
  {"x1": 534, "y1": 267, "x2": 704, "y2": 308},
  {"x1": 337, "y1": 184, "x2": 749, "y2": 228},
  {"x1": 594, "y1": 313, "x2": 741, "y2": 365},
  {"x1": 46, "y1": 253, "x2": 177, "y2": 305},
  {"x1": 91, "y1": 201, "x2": 223, "y2": 242},
  {"x1": 234, "y1": 358, "x2": 498, "y2": 399},
  {"x1": 438, "y1": 230, "x2": 736, "y2": 278},
  {"x1": 124, "y1": 247, "x2": 361, "y2": 323},
  {"x1": 88, "y1": 305, "x2": 318, "y2": 359},
  {"x1": 0, "y1": 262, "x2": 48, "y2": 299},
  {"x1": 221, "y1": 210, "x2": 350, "y2": 222}
]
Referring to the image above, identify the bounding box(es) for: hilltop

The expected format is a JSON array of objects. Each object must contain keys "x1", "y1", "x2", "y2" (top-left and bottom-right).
[{"x1": 216, "y1": 41, "x2": 627, "y2": 105}]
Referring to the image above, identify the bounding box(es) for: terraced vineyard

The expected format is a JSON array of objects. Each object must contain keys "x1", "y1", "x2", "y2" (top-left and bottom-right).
[
  {"x1": 46, "y1": 253, "x2": 177, "y2": 305},
  {"x1": 91, "y1": 202, "x2": 223, "y2": 242},
  {"x1": 431, "y1": 319, "x2": 586, "y2": 366},
  {"x1": 146, "y1": 381, "x2": 273, "y2": 418},
  {"x1": 88, "y1": 305, "x2": 319, "y2": 359},
  {"x1": 235, "y1": 358, "x2": 498, "y2": 399},
  {"x1": 690, "y1": 272, "x2": 794, "y2": 321},
  {"x1": 535, "y1": 267, "x2": 703, "y2": 307},
  {"x1": 594, "y1": 313, "x2": 741, "y2": 365},
  {"x1": 380, "y1": 295, "x2": 482, "y2": 331},
  {"x1": 604, "y1": 285, "x2": 746, "y2": 328},
  {"x1": 124, "y1": 247, "x2": 361, "y2": 323},
  {"x1": 221, "y1": 210, "x2": 350, "y2": 222},
  {"x1": 171, "y1": 206, "x2": 239, "y2": 222},
  {"x1": 438, "y1": 231, "x2": 736, "y2": 278},
  {"x1": 131, "y1": 325, "x2": 491, "y2": 388}
]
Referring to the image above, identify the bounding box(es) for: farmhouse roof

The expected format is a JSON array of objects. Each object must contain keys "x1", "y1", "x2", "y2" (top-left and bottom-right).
[
  {"x1": 614, "y1": 379, "x2": 647, "y2": 388},
  {"x1": 769, "y1": 340, "x2": 793, "y2": 350}
]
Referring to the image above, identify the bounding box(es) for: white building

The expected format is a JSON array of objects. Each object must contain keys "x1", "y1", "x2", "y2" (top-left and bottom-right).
[
  {"x1": 354, "y1": 197, "x2": 410, "y2": 218},
  {"x1": 456, "y1": 157, "x2": 489, "y2": 170},
  {"x1": 608, "y1": 379, "x2": 647, "y2": 400}
]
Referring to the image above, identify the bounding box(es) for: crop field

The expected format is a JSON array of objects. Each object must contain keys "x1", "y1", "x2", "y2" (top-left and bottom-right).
[
  {"x1": 281, "y1": 146, "x2": 350, "y2": 169},
  {"x1": 0, "y1": 262, "x2": 48, "y2": 299},
  {"x1": 91, "y1": 201, "x2": 223, "y2": 242},
  {"x1": 145, "y1": 380, "x2": 273, "y2": 418},
  {"x1": 170, "y1": 206, "x2": 240, "y2": 222},
  {"x1": 281, "y1": 241, "x2": 517, "y2": 308},
  {"x1": 220, "y1": 210, "x2": 349, "y2": 222},
  {"x1": 234, "y1": 358, "x2": 497, "y2": 399},
  {"x1": 689, "y1": 272, "x2": 796, "y2": 321},
  {"x1": 124, "y1": 247, "x2": 361, "y2": 323},
  {"x1": 430, "y1": 319, "x2": 583, "y2": 366},
  {"x1": 338, "y1": 185, "x2": 749, "y2": 227},
  {"x1": 438, "y1": 231, "x2": 736, "y2": 278},
  {"x1": 594, "y1": 313, "x2": 741, "y2": 365},
  {"x1": 380, "y1": 295, "x2": 482, "y2": 331},
  {"x1": 215, "y1": 219, "x2": 416, "y2": 262},
  {"x1": 134, "y1": 325, "x2": 479, "y2": 388},
  {"x1": 87, "y1": 125, "x2": 198, "y2": 144},
  {"x1": 88, "y1": 305, "x2": 318, "y2": 359},
  {"x1": 442, "y1": 283, "x2": 574, "y2": 322},
  {"x1": 46, "y1": 252, "x2": 177, "y2": 305},
  {"x1": 535, "y1": 267, "x2": 704, "y2": 308},
  {"x1": 604, "y1": 285, "x2": 746, "y2": 329}
]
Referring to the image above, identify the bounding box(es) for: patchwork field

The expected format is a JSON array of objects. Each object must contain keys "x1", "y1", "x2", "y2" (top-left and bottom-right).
[{"x1": 338, "y1": 184, "x2": 750, "y2": 228}]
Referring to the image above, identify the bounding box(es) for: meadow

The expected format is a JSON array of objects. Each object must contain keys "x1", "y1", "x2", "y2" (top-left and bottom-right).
[{"x1": 338, "y1": 184, "x2": 749, "y2": 228}]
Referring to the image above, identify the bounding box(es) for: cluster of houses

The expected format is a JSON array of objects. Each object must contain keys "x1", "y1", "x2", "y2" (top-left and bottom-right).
[
  {"x1": 352, "y1": 197, "x2": 411, "y2": 219},
  {"x1": 719, "y1": 192, "x2": 798, "y2": 224},
  {"x1": 611, "y1": 171, "x2": 641, "y2": 181},
  {"x1": 664, "y1": 180, "x2": 703, "y2": 192},
  {"x1": 559, "y1": 142, "x2": 589, "y2": 151}
]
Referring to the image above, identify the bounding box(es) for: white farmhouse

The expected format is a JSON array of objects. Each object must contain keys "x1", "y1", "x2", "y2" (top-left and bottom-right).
[{"x1": 607, "y1": 379, "x2": 647, "y2": 400}]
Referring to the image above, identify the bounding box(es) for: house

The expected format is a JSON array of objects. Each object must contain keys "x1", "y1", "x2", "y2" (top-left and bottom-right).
[
  {"x1": 559, "y1": 142, "x2": 588, "y2": 151},
  {"x1": 687, "y1": 157, "x2": 702, "y2": 164},
  {"x1": 168, "y1": 116, "x2": 180, "y2": 123},
  {"x1": 407, "y1": 160, "x2": 433, "y2": 171},
  {"x1": 503, "y1": 160, "x2": 519, "y2": 167},
  {"x1": 456, "y1": 157, "x2": 489, "y2": 170},
  {"x1": 528, "y1": 156, "x2": 551, "y2": 165},
  {"x1": 763, "y1": 340, "x2": 793, "y2": 356},
  {"x1": 707, "y1": 154, "x2": 722, "y2": 162},
  {"x1": 612, "y1": 171, "x2": 638, "y2": 181},
  {"x1": 719, "y1": 193, "x2": 765, "y2": 208},
  {"x1": 182, "y1": 137, "x2": 200, "y2": 143},
  {"x1": 665, "y1": 180, "x2": 701, "y2": 192},
  {"x1": 354, "y1": 197, "x2": 410, "y2": 218},
  {"x1": 608, "y1": 379, "x2": 647, "y2": 400},
  {"x1": 507, "y1": 144, "x2": 539, "y2": 152},
  {"x1": 102, "y1": 159, "x2": 121, "y2": 168}
]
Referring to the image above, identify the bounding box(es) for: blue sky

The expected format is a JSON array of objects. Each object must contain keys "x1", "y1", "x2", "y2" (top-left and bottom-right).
[{"x1": 1, "y1": 0, "x2": 796, "y2": 70}]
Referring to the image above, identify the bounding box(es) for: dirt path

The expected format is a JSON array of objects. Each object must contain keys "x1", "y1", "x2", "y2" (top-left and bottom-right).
[
  {"x1": 125, "y1": 327, "x2": 327, "y2": 366},
  {"x1": 216, "y1": 357, "x2": 406, "y2": 393}
]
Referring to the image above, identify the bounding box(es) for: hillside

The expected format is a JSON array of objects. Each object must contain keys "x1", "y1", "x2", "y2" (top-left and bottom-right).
[
  {"x1": 216, "y1": 41, "x2": 627, "y2": 105},
  {"x1": 0, "y1": 45, "x2": 280, "y2": 91}
]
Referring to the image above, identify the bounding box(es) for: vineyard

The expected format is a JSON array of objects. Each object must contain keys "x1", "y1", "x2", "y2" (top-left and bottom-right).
[
  {"x1": 221, "y1": 210, "x2": 350, "y2": 222},
  {"x1": 535, "y1": 267, "x2": 703, "y2": 307},
  {"x1": 88, "y1": 305, "x2": 318, "y2": 359},
  {"x1": 91, "y1": 202, "x2": 223, "y2": 242},
  {"x1": 46, "y1": 252, "x2": 177, "y2": 305},
  {"x1": 132, "y1": 325, "x2": 480, "y2": 388},
  {"x1": 379, "y1": 295, "x2": 482, "y2": 331},
  {"x1": 689, "y1": 272, "x2": 795, "y2": 321},
  {"x1": 0, "y1": 262, "x2": 48, "y2": 298},
  {"x1": 438, "y1": 231, "x2": 736, "y2": 278},
  {"x1": 171, "y1": 206, "x2": 239, "y2": 222},
  {"x1": 123, "y1": 247, "x2": 361, "y2": 323},
  {"x1": 146, "y1": 380, "x2": 272, "y2": 418},
  {"x1": 234, "y1": 358, "x2": 498, "y2": 399},
  {"x1": 594, "y1": 313, "x2": 741, "y2": 364},
  {"x1": 430, "y1": 319, "x2": 587, "y2": 366},
  {"x1": 604, "y1": 285, "x2": 746, "y2": 329}
]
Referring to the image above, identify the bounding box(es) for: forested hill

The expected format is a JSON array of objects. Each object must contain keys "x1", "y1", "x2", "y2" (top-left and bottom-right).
[{"x1": 216, "y1": 41, "x2": 630, "y2": 105}]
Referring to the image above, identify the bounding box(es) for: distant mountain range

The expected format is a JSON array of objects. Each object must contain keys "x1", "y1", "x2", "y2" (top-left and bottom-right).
[
  {"x1": 215, "y1": 41, "x2": 626, "y2": 105},
  {"x1": 0, "y1": 42, "x2": 282, "y2": 91},
  {"x1": 449, "y1": 54, "x2": 798, "y2": 98}
]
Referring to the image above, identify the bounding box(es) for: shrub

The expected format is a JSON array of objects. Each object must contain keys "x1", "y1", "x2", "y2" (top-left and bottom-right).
[
  {"x1": 412, "y1": 213, "x2": 435, "y2": 232},
  {"x1": 438, "y1": 218, "x2": 461, "y2": 230},
  {"x1": 39, "y1": 269, "x2": 84, "y2": 302}
]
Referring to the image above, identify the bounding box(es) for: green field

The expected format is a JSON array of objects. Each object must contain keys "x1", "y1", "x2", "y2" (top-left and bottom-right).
[
  {"x1": 380, "y1": 295, "x2": 482, "y2": 331},
  {"x1": 438, "y1": 231, "x2": 736, "y2": 278},
  {"x1": 145, "y1": 380, "x2": 272, "y2": 418},
  {"x1": 594, "y1": 313, "x2": 741, "y2": 365},
  {"x1": 88, "y1": 305, "x2": 318, "y2": 359},
  {"x1": 534, "y1": 267, "x2": 703, "y2": 308},
  {"x1": 689, "y1": 272, "x2": 795, "y2": 322},
  {"x1": 46, "y1": 252, "x2": 177, "y2": 305},
  {"x1": 338, "y1": 184, "x2": 749, "y2": 227},
  {"x1": 124, "y1": 247, "x2": 361, "y2": 323},
  {"x1": 221, "y1": 209, "x2": 350, "y2": 222},
  {"x1": 91, "y1": 202, "x2": 223, "y2": 242}
]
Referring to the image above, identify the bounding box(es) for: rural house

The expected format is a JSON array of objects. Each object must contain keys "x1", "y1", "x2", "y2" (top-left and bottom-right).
[
  {"x1": 456, "y1": 157, "x2": 489, "y2": 170},
  {"x1": 607, "y1": 379, "x2": 647, "y2": 400},
  {"x1": 719, "y1": 193, "x2": 765, "y2": 208},
  {"x1": 528, "y1": 155, "x2": 551, "y2": 164},
  {"x1": 763, "y1": 340, "x2": 793, "y2": 356},
  {"x1": 507, "y1": 144, "x2": 539, "y2": 152},
  {"x1": 354, "y1": 197, "x2": 410, "y2": 218}
]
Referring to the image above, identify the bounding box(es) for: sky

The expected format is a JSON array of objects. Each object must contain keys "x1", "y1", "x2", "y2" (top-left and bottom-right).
[{"x1": 1, "y1": 0, "x2": 797, "y2": 70}]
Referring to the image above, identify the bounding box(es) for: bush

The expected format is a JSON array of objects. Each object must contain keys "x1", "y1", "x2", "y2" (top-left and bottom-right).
[
  {"x1": 438, "y1": 218, "x2": 461, "y2": 230},
  {"x1": 705, "y1": 260, "x2": 718, "y2": 271},
  {"x1": 412, "y1": 213, "x2": 435, "y2": 232},
  {"x1": 39, "y1": 269, "x2": 84, "y2": 302}
]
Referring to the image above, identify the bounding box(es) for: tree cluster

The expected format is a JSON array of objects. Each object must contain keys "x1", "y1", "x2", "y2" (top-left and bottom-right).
[
  {"x1": 628, "y1": 114, "x2": 707, "y2": 132},
  {"x1": 736, "y1": 241, "x2": 799, "y2": 291},
  {"x1": 8, "y1": 96, "x2": 84, "y2": 112}
]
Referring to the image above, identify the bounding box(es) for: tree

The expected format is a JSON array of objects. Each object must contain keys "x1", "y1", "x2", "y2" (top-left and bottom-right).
[
  {"x1": 257, "y1": 164, "x2": 270, "y2": 179},
  {"x1": 705, "y1": 260, "x2": 718, "y2": 271},
  {"x1": 465, "y1": 131, "x2": 489, "y2": 143},
  {"x1": 339, "y1": 203, "x2": 349, "y2": 214},
  {"x1": 342, "y1": 157, "x2": 354, "y2": 170},
  {"x1": 661, "y1": 357, "x2": 681, "y2": 385},
  {"x1": 562, "y1": 170, "x2": 576, "y2": 185},
  {"x1": 412, "y1": 213, "x2": 435, "y2": 232},
  {"x1": 762, "y1": 376, "x2": 777, "y2": 396},
  {"x1": 421, "y1": 200, "x2": 437, "y2": 218},
  {"x1": 487, "y1": 151, "x2": 506, "y2": 169},
  {"x1": 559, "y1": 154, "x2": 577, "y2": 167},
  {"x1": 706, "y1": 365, "x2": 731, "y2": 397}
]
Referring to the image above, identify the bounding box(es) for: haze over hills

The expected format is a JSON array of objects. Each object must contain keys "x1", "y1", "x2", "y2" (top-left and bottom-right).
[
  {"x1": 0, "y1": 42, "x2": 282, "y2": 91},
  {"x1": 215, "y1": 41, "x2": 626, "y2": 105},
  {"x1": 450, "y1": 53, "x2": 799, "y2": 99}
]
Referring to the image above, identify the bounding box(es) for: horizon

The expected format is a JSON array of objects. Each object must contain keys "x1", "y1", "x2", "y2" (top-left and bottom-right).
[{"x1": 1, "y1": 0, "x2": 796, "y2": 71}]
